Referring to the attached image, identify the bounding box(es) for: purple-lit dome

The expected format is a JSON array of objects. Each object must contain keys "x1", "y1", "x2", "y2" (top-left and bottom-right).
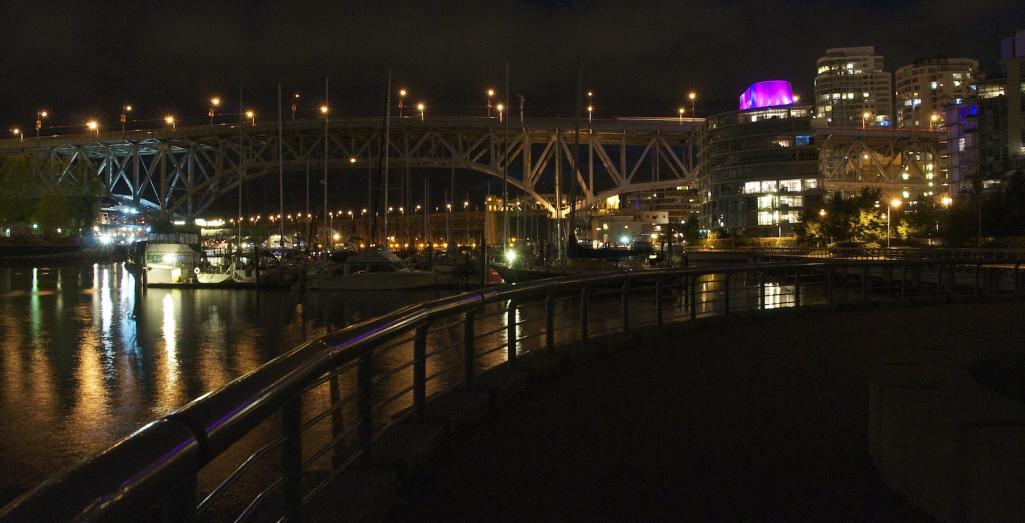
[{"x1": 738, "y1": 80, "x2": 796, "y2": 111}]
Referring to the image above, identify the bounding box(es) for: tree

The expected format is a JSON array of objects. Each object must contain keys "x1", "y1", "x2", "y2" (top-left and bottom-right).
[{"x1": 682, "y1": 214, "x2": 702, "y2": 244}]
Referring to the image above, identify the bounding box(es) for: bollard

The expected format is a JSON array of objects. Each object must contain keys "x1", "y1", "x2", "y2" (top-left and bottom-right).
[{"x1": 412, "y1": 324, "x2": 429, "y2": 423}]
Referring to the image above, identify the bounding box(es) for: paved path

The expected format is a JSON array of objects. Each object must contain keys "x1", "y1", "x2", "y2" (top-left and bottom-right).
[{"x1": 389, "y1": 301, "x2": 1025, "y2": 522}]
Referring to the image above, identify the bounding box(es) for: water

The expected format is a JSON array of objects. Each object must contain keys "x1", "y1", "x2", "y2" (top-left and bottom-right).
[{"x1": 0, "y1": 263, "x2": 448, "y2": 505}]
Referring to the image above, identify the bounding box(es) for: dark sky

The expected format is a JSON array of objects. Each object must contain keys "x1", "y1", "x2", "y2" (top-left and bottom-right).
[{"x1": 2, "y1": 0, "x2": 1023, "y2": 131}]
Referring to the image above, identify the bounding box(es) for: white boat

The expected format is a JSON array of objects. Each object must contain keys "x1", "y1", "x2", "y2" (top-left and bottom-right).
[
  {"x1": 127, "y1": 232, "x2": 202, "y2": 286},
  {"x1": 306, "y1": 249, "x2": 438, "y2": 290}
]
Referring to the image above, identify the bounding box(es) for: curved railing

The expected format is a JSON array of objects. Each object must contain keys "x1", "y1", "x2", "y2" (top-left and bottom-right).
[
  {"x1": 1, "y1": 260, "x2": 1023, "y2": 522},
  {"x1": 694, "y1": 246, "x2": 1025, "y2": 261}
]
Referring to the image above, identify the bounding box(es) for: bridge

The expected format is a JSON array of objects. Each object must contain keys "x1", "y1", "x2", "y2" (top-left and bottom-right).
[{"x1": 0, "y1": 117, "x2": 703, "y2": 219}]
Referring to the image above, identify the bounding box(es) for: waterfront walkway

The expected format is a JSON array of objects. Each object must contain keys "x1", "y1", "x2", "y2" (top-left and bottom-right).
[{"x1": 389, "y1": 301, "x2": 1025, "y2": 521}]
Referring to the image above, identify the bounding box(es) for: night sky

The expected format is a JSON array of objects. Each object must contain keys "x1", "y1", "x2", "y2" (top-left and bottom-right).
[{"x1": 3, "y1": 0, "x2": 1024, "y2": 132}]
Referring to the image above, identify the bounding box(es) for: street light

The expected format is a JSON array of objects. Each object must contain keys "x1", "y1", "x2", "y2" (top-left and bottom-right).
[
  {"x1": 209, "y1": 97, "x2": 221, "y2": 125},
  {"x1": 417, "y1": 102, "x2": 425, "y2": 121},
  {"x1": 120, "y1": 105, "x2": 132, "y2": 132},
  {"x1": 348, "y1": 156, "x2": 357, "y2": 164},
  {"x1": 86, "y1": 120, "x2": 99, "y2": 135},
  {"x1": 886, "y1": 197, "x2": 902, "y2": 248},
  {"x1": 929, "y1": 113, "x2": 940, "y2": 131},
  {"x1": 677, "y1": 107, "x2": 685, "y2": 124},
  {"x1": 941, "y1": 195, "x2": 953, "y2": 207},
  {"x1": 496, "y1": 103, "x2": 504, "y2": 122},
  {"x1": 398, "y1": 89, "x2": 407, "y2": 117},
  {"x1": 688, "y1": 91, "x2": 696, "y2": 117},
  {"x1": 245, "y1": 110, "x2": 255, "y2": 126},
  {"x1": 486, "y1": 88, "x2": 495, "y2": 117},
  {"x1": 319, "y1": 105, "x2": 328, "y2": 116},
  {"x1": 291, "y1": 92, "x2": 300, "y2": 120},
  {"x1": 587, "y1": 104, "x2": 593, "y2": 123},
  {"x1": 10, "y1": 128, "x2": 22, "y2": 141},
  {"x1": 35, "y1": 110, "x2": 47, "y2": 137},
  {"x1": 164, "y1": 115, "x2": 175, "y2": 131},
  {"x1": 819, "y1": 208, "x2": 827, "y2": 217},
  {"x1": 862, "y1": 111, "x2": 871, "y2": 129}
]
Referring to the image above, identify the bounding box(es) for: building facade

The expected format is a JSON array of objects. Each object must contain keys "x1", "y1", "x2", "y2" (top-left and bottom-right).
[
  {"x1": 700, "y1": 103, "x2": 822, "y2": 237},
  {"x1": 895, "y1": 58, "x2": 978, "y2": 129},
  {"x1": 815, "y1": 47, "x2": 893, "y2": 128}
]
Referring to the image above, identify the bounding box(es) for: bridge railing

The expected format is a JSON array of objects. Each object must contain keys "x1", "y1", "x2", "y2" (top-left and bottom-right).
[{"x1": 2, "y1": 259, "x2": 1023, "y2": 522}]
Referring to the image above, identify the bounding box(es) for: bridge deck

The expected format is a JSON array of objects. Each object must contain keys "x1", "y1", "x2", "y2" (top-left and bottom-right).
[{"x1": 389, "y1": 301, "x2": 1024, "y2": 521}]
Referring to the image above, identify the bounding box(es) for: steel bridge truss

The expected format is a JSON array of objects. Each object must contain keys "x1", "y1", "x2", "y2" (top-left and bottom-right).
[
  {"x1": 4, "y1": 117, "x2": 701, "y2": 218},
  {"x1": 815, "y1": 128, "x2": 946, "y2": 197}
]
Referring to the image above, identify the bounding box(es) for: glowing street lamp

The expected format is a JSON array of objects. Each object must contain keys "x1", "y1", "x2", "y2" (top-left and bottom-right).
[
  {"x1": 120, "y1": 105, "x2": 132, "y2": 132},
  {"x1": 496, "y1": 103, "x2": 504, "y2": 122},
  {"x1": 862, "y1": 111, "x2": 871, "y2": 129},
  {"x1": 819, "y1": 208, "x2": 827, "y2": 217},
  {"x1": 10, "y1": 128, "x2": 22, "y2": 141},
  {"x1": 291, "y1": 92, "x2": 300, "y2": 120},
  {"x1": 416, "y1": 102, "x2": 425, "y2": 121},
  {"x1": 319, "y1": 105, "x2": 329, "y2": 116},
  {"x1": 348, "y1": 156, "x2": 357, "y2": 165},
  {"x1": 587, "y1": 104, "x2": 593, "y2": 123},
  {"x1": 245, "y1": 110, "x2": 255, "y2": 126},
  {"x1": 941, "y1": 195, "x2": 953, "y2": 207},
  {"x1": 398, "y1": 89, "x2": 407, "y2": 117},
  {"x1": 677, "y1": 107, "x2": 685, "y2": 124},
  {"x1": 209, "y1": 97, "x2": 221, "y2": 125},
  {"x1": 86, "y1": 120, "x2": 99, "y2": 135},
  {"x1": 486, "y1": 88, "x2": 495, "y2": 117},
  {"x1": 35, "y1": 110, "x2": 47, "y2": 137},
  {"x1": 886, "y1": 197, "x2": 902, "y2": 248},
  {"x1": 688, "y1": 91, "x2": 697, "y2": 117},
  {"x1": 164, "y1": 115, "x2": 175, "y2": 131},
  {"x1": 929, "y1": 113, "x2": 940, "y2": 131}
]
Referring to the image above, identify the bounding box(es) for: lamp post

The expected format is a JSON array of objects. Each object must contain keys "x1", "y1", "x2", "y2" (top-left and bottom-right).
[
  {"x1": 35, "y1": 110, "x2": 47, "y2": 137},
  {"x1": 496, "y1": 103, "x2": 504, "y2": 123},
  {"x1": 164, "y1": 115, "x2": 175, "y2": 132},
  {"x1": 86, "y1": 120, "x2": 99, "y2": 136},
  {"x1": 245, "y1": 110, "x2": 255, "y2": 126},
  {"x1": 398, "y1": 89, "x2": 407, "y2": 117},
  {"x1": 587, "y1": 91, "x2": 593, "y2": 123},
  {"x1": 291, "y1": 92, "x2": 300, "y2": 120},
  {"x1": 10, "y1": 128, "x2": 22, "y2": 141},
  {"x1": 677, "y1": 107, "x2": 685, "y2": 124},
  {"x1": 417, "y1": 102, "x2": 425, "y2": 121},
  {"x1": 862, "y1": 111, "x2": 871, "y2": 130},
  {"x1": 209, "y1": 97, "x2": 221, "y2": 125},
  {"x1": 886, "y1": 197, "x2": 902, "y2": 248},
  {"x1": 486, "y1": 88, "x2": 495, "y2": 118},
  {"x1": 688, "y1": 91, "x2": 696, "y2": 117},
  {"x1": 120, "y1": 105, "x2": 132, "y2": 132}
]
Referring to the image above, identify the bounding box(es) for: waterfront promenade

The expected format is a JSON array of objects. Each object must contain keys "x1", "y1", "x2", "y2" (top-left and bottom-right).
[{"x1": 389, "y1": 301, "x2": 1024, "y2": 521}]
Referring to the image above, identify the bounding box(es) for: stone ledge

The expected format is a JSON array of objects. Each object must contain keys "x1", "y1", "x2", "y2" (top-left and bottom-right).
[{"x1": 869, "y1": 349, "x2": 1025, "y2": 522}]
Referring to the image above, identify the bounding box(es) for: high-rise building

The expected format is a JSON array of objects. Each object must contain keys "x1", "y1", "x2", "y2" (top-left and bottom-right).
[
  {"x1": 814, "y1": 47, "x2": 893, "y2": 127},
  {"x1": 895, "y1": 58, "x2": 979, "y2": 129}
]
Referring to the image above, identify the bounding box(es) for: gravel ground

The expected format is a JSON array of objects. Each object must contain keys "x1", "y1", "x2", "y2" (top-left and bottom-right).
[{"x1": 389, "y1": 301, "x2": 1025, "y2": 522}]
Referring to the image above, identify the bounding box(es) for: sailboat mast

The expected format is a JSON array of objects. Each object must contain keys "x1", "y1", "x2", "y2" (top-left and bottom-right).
[
  {"x1": 278, "y1": 83, "x2": 284, "y2": 248},
  {"x1": 382, "y1": 68, "x2": 392, "y2": 248},
  {"x1": 323, "y1": 77, "x2": 329, "y2": 249},
  {"x1": 502, "y1": 60, "x2": 510, "y2": 252},
  {"x1": 569, "y1": 57, "x2": 583, "y2": 255}
]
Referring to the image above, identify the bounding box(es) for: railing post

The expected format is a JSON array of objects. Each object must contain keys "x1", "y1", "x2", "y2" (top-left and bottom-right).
[
  {"x1": 723, "y1": 272, "x2": 730, "y2": 315},
  {"x1": 793, "y1": 268, "x2": 801, "y2": 307},
  {"x1": 655, "y1": 278, "x2": 664, "y2": 327},
  {"x1": 281, "y1": 397, "x2": 303, "y2": 522},
  {"x1": 827, "y1": 267, "x2": 834, "y2": 305},
  {"x1": 758, "y1": 269, "x2": 765, "y2": 310},
  {"x1": 861, "y1": 266, "x2": 868, "y2": 301},
  {"x1": 900, "y1": 262, "x2": 907, "y2": 300},
  {"x1": 413, "y1": 324, "x2": 429, "y2": 423},
  {"x1": 545, "y1": 292, "x2": 556, "y2": 357},
  {"x1": 358, "y1": 353, "x2": 373, "y2": 466},
  {"x1": 689, "y1": 274, "x2": 698, "y2": 320},
  {"x1": 579, "y1": 287, "x2": 589, "y2": 341},
  {"x1": 621, "y1": 277, "x2": 630, "y2": 333},
  {"x1": 329, "y1": 373, "x2": 345, "y2": 468},
  {"x1": 506, "y1": 300, "x2": 517, "y2": 365},
  {"x1": 463, "y1": 309, "x2": 476, "y2": 387},
  {"x1": 162, "y1": 477, "x2": 197, "y2": 523}
]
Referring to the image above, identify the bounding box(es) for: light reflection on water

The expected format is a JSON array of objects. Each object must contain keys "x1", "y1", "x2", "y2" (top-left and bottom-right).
[{"x1": 0, "y1": 262, "x2": 448, "y2": 505}]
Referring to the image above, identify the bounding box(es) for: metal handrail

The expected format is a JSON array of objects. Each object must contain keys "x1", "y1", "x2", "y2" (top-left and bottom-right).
[{"x1": 1, "y1": 259, "x2": 1023, "y2": 522}]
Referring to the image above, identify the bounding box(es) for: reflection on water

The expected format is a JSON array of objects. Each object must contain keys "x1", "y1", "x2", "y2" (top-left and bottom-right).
[{"x1": 0, "y1": 263, "x2": 447, "y2": 505}]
